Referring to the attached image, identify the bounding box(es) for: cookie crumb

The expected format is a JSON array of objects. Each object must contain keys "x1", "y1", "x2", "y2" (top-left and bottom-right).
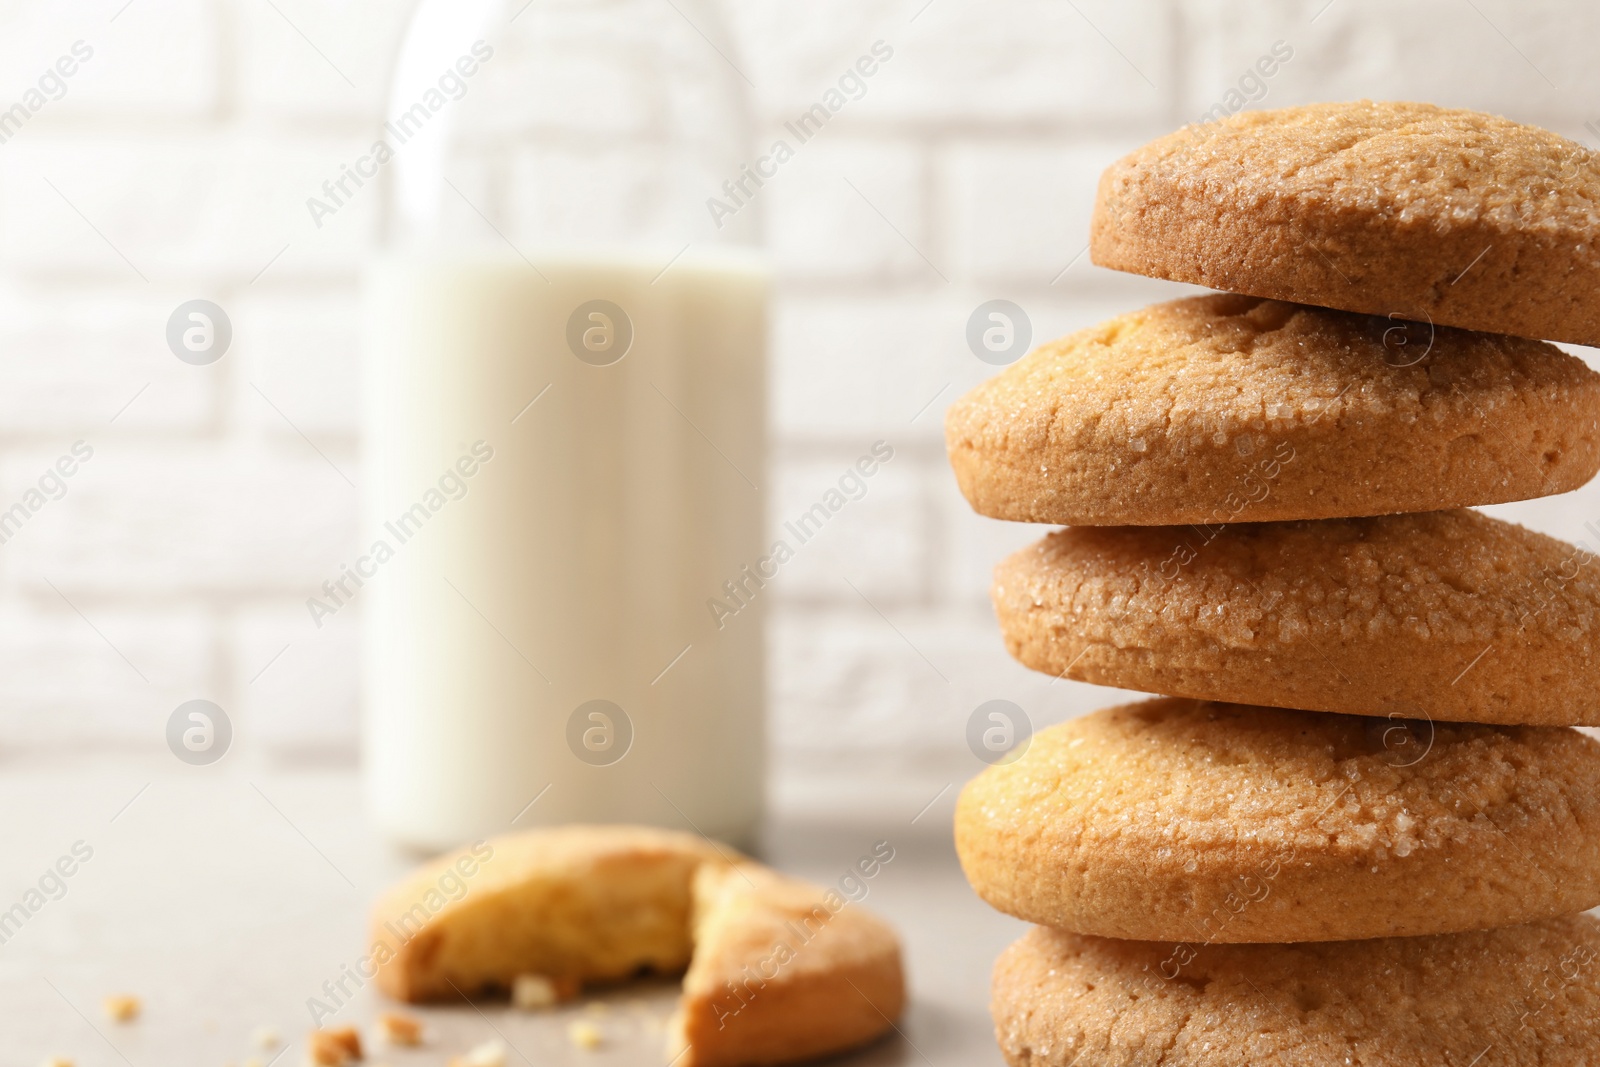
[
  {"x1": 251, "y1": 1026, "x2": 281, "y2": 1049},
  {"x1": 511, "y1": 973, "x2": 557, "y2": 1010},
  {"x1": 39, "y1": 1058, "x2": 73, "y2": 1067},
  {"x1": 306, "y1": 1026, "x2": 363, "y2": 1066},
  {"x1": 567, "y1": 1020, "x2": 604, "y2": 1050},
  {"x1": 446, "y1": 1040, "x2": 506, "y2": 1067},
  {"x1": 375, "y1": 1012, "x2": 423, "y2": 1047},
  {"x1": 103, "y1": 994, "x2": 141, "y2": 1023}
]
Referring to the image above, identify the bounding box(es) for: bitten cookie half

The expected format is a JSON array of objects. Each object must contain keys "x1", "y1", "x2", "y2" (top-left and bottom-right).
[
  {"x1": 1091, "y1": 101, "x2": 1600, "y2": 346},
  {"x1": 956, "y1": 698, "x2": 1600, "y2": 943},
  {"x1": 992, "y1": 918, "x2": 1600, "y2": 1067},
  {"x1": 370, "y1": 826, "x2": 904, "y2": 1067},
  {"x1": 994, "y1": 509, "x2": 1600, "y2": 725},
  {"x1": 946, "y1": 295, "x2": 1600, "y2": 525},
  {"x1": 670, "y1": 863, "x2": 906, "y2": 1067},
  {"x1": 371, "y1": 825, "x2": 724, "y2": 1001}
]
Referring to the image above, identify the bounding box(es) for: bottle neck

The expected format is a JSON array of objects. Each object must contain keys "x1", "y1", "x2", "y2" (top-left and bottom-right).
[
  {"x1": 379, "y1": 0, "x2": 759, "y2": 254},
  {"x1": 385, "y1": 0, "x2": 501, "y2": 243}
]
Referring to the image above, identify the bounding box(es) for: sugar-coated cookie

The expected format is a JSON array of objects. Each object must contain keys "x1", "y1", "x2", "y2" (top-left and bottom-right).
[
  {"x1": 669, "y1": 863, "x2": 905, "y2": 1067},
  {"x1": 956, "y1": 698, "x2": 1600, "y2": 943},
  {"x1": 946, "y1": 295, "x2": 1600, "y2": 525},
  {"x1": 1092, "y1": 101, "x2": 1600, "y2": 346},
  {"x1": 992, "y1": 918, "x2": 1600, "y2": 1067},
  {"x1": 994, "y1": 509, "x2": 1600, "y2": 725},
  {"x1": 370, "y1": 826, "x2": 904, "y2": 1067}
]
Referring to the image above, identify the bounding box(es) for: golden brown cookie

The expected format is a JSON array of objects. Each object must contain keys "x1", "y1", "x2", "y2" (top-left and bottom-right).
[
  {"x1": 1091, "y1": 101, "x2": 1600, "y2": 346},
  {"x1": 956, "y1": 698, "x2": 1600, "y2": 943},
  {"x1": 994, "y1": 509, "x2": 1600, "y2": 725},
  {"x1": 370, "y1": 826, "x2": 904, "y2": 1067},
  {"x1": 371, "y1": 825, "x2": 725, "y2": 1001},
  {"x1": 992, "y1": 918, "x2": 1600, "y2": 1067},
  {"x1": 669, "y1": 864, "x2": 905, "y2": 1067},
  {"x1": 946, "y1": 295, "x2": 1600, "y2": 525}
]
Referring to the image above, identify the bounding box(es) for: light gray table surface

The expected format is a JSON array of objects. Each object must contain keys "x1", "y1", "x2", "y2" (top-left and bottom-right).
[{"x1": 0, "y1": 761, "x2": 1023, "y2": 1065}]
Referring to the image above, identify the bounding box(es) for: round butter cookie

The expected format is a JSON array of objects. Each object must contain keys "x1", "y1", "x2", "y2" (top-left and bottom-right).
[
  {"x1": 994, "y1": 509, "x2": 1600, "y2": 725},
  {"x1": 956, "y1": 698, "x2": 1600, "y2": 943},
  {"x1": 1091, "y1": 101, "x2": 1600, "y2": 346},
  {"x1": 370, "y1": 825, "x2": 904, "y2": 1067},
  {"x1": 947, "y1": 295, "x2": 1600, "y2": 525},
  {"x1": 992, "y1": 918, "x2": 1600, "y2": 1067}
]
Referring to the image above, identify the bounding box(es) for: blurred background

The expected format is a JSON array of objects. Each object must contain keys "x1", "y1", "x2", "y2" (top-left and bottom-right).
[
  {"x1": 2, "y1": 0, "x2": 1600, "y2": 1060},
  {"x1": 3, "y1": 0, "x2": 1596, "y2": 809}
]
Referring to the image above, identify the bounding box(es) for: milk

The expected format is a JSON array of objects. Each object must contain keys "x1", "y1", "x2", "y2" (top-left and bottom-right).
[{"x1": 361, "y1": 248, "x2": 767, "y2": 851}]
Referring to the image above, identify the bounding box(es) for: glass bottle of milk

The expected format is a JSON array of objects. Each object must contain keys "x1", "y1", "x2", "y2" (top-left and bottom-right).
[{"x1": 362, "y1": 0, "x2": 765, "y2": 851}]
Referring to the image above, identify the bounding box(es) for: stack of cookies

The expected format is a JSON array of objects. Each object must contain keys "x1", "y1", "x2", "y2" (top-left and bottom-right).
[{"x1": 945, "y1": 101, "x2": 1600, "y2": 1065}]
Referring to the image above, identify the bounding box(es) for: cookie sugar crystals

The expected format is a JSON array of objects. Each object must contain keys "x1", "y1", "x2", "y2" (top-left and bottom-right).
[{"x1": 948, "y1": 101, "x2": 1600, "y2": 1066}]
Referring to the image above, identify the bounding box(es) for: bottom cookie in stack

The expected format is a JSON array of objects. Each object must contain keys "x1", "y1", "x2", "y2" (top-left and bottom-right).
[
  {"x1": 993, "y1": 918, "x2": 1600, "y2": 1066},
  {"x1": 954, "y1": 699, "x2": 1600, "y2": 1064}
]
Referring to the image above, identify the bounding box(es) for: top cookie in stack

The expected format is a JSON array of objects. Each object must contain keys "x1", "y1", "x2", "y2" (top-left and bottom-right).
[
  {"x1": 1093, "y1": 100, "x2": 1600, "y2": 346},
  {"x1": 947, "y1": 101, "x2": 1600, "y2": 1065}
]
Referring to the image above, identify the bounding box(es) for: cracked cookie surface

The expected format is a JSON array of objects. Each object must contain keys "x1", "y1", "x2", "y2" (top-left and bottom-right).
[
  {"x1": 992, "y1": 921, "x2": 1600, "y2": 1067},
  {"x1": 957, "y1": 698, "x2": 1600, "y2": 942},
  {"x1": 1091, "y1": 101, "x2": 1600, "y2": 345},
  {"x1": 994, "y1": 509, "x2": 1600, "y2": 725},
  {"x1": 946, "y1": 294, "x2": 1600, "y2": 525},
  {"x1": 993, "y1": 917, "x2": 1600, "y2": 1067}
]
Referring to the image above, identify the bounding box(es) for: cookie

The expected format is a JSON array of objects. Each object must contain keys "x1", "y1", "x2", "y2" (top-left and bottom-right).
[
  {"x1": 669, "y1": 863, "x2": 905, "y2": 1067},
  {"x1": 370, "y1": 826, "x2": 904, "y2": 1067},
  {"x1": 1091, "y1": 101, "x2": 1600, "y2": 346},
  {"x1": 956, "y1": 698, "x2": 1600, "y2": 943},
  {"x1": 994, "y1": 509, "x2": 1600, "y2": 725},
  {"x1": 992, "y1": 917, "x2": 1600, "y2": 1067},
  {"x1": 371, "y1": 825, "x2": 724, "y2": 1001},
  {"x1": 946, "y1": 295, "x2": 1600, "y2": 525}
]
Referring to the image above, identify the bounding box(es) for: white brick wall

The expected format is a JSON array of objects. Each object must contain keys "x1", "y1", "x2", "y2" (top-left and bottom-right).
[
  {"x1": 2, "y1": 0, "x2": 1597, "y2": 807},
  {"x1": 0, "y1": 1, "x2": 221, "y2": 116}
]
